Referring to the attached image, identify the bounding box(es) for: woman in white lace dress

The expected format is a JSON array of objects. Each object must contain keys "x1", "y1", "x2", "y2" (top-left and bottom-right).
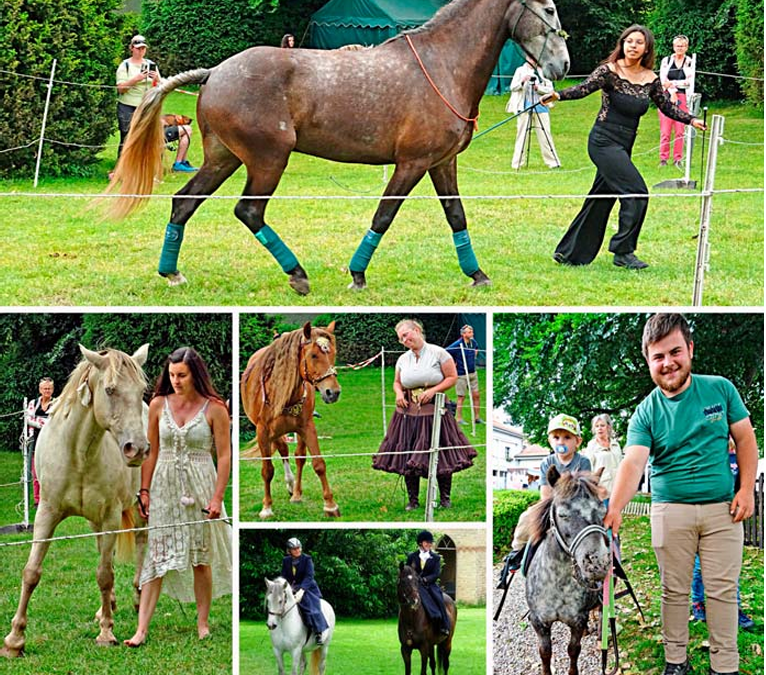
[{"x1": 125, "y1": 347, "x2": 232, "y2": 647}]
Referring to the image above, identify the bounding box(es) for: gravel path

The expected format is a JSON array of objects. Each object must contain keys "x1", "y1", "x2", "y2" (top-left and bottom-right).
[{"x1": 492, "y1": 562, "x2": 606, "y2": 675}]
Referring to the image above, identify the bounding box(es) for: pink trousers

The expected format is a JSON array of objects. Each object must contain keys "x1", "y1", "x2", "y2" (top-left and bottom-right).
[{"x1": 659, "y1": 92, "x2": 688, "y2": 162}]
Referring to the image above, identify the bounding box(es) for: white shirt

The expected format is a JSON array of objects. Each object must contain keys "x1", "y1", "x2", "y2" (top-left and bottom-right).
[{"x1": 396, "y1": 343, "x2": 450, "y2": 390}]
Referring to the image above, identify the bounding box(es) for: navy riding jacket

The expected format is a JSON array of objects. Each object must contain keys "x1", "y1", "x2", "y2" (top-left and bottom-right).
[
  {"x1": 405, "y1": 550, "x2": 450, "y2": 629},
  {"x1": 281, "y1": 553, "x2": 329, "y2": 633}
]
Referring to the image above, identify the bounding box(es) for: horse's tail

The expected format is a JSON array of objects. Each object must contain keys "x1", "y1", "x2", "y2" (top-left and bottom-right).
[
  {"x1": 105, "y1": 68, "x2": 211, "y2": 220},
  {"x1": 115, "y1": 507, "x2": 136, "y2": 563},
  {"x1": 241, "y1": 437, "x2": 262, "y2": 458},
  {"x1": 309, "y1": 648, "x2": 321, "y2": 675}
]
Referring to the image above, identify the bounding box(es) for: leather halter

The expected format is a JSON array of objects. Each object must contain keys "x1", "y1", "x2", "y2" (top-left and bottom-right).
[
  {"x1": 267, "y1": 590, "x2": 299, "y2": 620},
  {"x1": 509, "y1": 0, "x2": 569, "y2": 69},
  {"x1": 550, "y1": 502, "x2": 607, "y2": 590}
]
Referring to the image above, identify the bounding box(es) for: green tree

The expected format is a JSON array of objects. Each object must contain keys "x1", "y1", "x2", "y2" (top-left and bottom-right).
[
  {"x1": 494, "y1": 313, "x2": 764, "y2": 446},
  {"x1": 734, "y1": 0, "x2": 764, "y2": 107},
  {"x1": 0, "y1": 0, "x2": 126, "y2": 177}
]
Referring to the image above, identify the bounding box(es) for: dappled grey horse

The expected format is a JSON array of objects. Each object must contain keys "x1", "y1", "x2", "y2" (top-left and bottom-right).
[
  {"x1": 109, "y1": 0, "x2": 569, "y2": 294},
  {"x1": 524, "y1": 467, "x2": 610, "y2": 675}
]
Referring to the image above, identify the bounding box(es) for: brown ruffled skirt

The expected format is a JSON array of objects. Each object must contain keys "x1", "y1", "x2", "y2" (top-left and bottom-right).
[{"x1": 372, "y1": 400, "x2": 477, "y2": 478}]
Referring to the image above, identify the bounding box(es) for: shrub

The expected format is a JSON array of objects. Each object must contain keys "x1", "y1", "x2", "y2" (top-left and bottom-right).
[
  {"x1": 0, "y1": 0, "x2": 126, "y2": 177},
  {"x1": 493, "y1": 489, "x2": 541, "y2": 559},
  {"x1": 734, "y1": 0, "x2": 764, "y2": 107}
]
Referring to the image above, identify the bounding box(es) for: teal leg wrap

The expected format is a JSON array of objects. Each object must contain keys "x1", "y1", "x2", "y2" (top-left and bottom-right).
[
  {"x1": 158, "y1": 222, "x2": 185, "y2": 275},
  {"x1": 254, "y1": 224, "x2": 299, "y2": 273},
  {"x1": 453, "y1": 230, "x2": 479, "y2": 276},
  {"x1": 349, "y1": 229, "x2": 383, "y2": 273}
]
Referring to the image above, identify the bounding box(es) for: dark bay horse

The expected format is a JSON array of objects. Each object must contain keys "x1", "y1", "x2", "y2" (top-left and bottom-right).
[
  {"x1": 2, "y1": 346, "x2": 150, "y2": 657},
  {"x1": 240, "y1": 322, "x2": 341, "y2": 519},
  {"x1": 398, "y1": 563, "x2": 457, "y2": 675},
  {"x1": 109, "y1": 0, "x2": 569, "y2": 294},
  {"x1": 524, "y1": 467, "x2": 610, "y2": 675}
]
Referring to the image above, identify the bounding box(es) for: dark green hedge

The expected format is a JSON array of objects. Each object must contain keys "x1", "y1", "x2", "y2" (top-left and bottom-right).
[
  {"x1": 734, "y1": 0, "x2": 764, "y2": 107},
  {"x1": 0, "y1": 0, "x2": 126, "y2": 177},
  {"x1": 240, "y1": 529, "x2": 416, "y2": 620},
  {"x1": 0, "y1": 314, "x2": 232, "y2": 452},
  {"x1": 493, "y1": 489, "x2": 540, "y2": 560}
]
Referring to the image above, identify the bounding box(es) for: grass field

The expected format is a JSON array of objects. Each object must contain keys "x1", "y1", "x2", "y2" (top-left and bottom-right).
[
  {"x1": 238, "y1": 366, "x2": 488, "y2": 522},
  {"x1": 0, "y1": 452, "x2": 232, "y2": 674},
  {"x1": 614, "y1": 515, "x2": 765, "y2": 675},
  {"x1": 0, "y1": 90, "x2": 761, "y2": 307},
  {"x1": 240, "y1": 606, "x2": 486, "y2": 674}
]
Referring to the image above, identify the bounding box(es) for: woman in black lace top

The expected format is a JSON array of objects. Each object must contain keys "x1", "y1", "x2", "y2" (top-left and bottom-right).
[{"x1": 542, "y1": 25, "x2": 707, "y2": 270}]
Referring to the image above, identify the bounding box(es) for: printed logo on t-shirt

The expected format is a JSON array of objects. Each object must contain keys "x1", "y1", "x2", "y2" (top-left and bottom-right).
[{"x1": 703, "y1": 403, "x2": 724, "y2": 423}]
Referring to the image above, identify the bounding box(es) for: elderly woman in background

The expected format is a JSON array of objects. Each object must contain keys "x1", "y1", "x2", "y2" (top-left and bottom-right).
[
  {"x1": 373, "y1": 319, "x2": 476, "y2": 511},
  {"x1": 583, "y1": 413, "x2": 623, "y2": 506},
  {"x1": 659, "y1": 35, "x2": 696, "y2": 168}
]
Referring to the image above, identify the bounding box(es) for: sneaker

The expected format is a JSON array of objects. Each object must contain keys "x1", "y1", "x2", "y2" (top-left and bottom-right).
[
  {"x1": 691, "y1": 601, "x2": 706, "y2": 622},
  {"x1": 662, "y1": 660, "x2": 690, "y2": 675},
  {"x1": 613, "y1": 252, "x2": 649, "y2": 270},
  {"x1": 457, "y1": 419, "x2": 468, "y2": 426},
  {"x1": 476, "y1": 418, "x2": 486, "y2": 425},
  {"x1": 737, "y1": 608, "x2": 755, "y2": 631},
  {"x1": 172, "y1": 160, "x2": 198, "y2": 172},
  {"x1": 659, "y1": 160, "x2": 668, "y2": 167}
]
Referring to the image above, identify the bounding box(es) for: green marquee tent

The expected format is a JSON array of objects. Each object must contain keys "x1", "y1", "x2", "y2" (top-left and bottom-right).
[{"x1": 307, "y1": 0, "x2": 524, "y2": 94}]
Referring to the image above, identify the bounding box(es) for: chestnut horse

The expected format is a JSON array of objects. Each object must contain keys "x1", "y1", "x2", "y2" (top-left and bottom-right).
[
  {"x1": 241, "y1": 322, "x2": 341, "y2": 519},
  {"x1": 398, "y1": 563, "x2": 457, "y2": 675},
  {"x1": 108, "y1": 0, "x2": 569, "y2": 294},
  {"x1": 2, "y1": 345, "x2": 150, "y2": 657}
]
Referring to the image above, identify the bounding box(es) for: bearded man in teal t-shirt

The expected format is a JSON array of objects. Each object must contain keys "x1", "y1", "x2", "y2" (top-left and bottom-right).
[{"x1": 604, "y1": 314, "x2": 758, "y2": 675}]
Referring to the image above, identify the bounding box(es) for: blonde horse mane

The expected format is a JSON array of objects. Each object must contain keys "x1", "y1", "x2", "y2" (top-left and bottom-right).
[
  {"x1": 255, "y1": 326, "x2": 336, "y2": 420},
  {"x1": 53, "y1": 349, "x2": 147, "y2": 419}
]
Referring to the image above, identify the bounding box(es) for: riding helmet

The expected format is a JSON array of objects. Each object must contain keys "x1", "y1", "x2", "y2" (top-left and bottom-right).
[
  {"x1": 417, "y1": 530, "x2": 434, "y2": 544},
  {"x1": 286, "y1": 537, "x2": 302, "y2": 551}
]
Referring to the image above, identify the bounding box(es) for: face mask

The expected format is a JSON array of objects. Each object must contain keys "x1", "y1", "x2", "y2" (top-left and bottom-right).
[{"x1": 554, "y1": 444, "x2": 569, "y2": 454}]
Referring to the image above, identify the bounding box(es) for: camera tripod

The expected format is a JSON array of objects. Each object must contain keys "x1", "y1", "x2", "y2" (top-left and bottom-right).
[{"x1": 513, "y1": 79, "x2": 560, "y2": 170}]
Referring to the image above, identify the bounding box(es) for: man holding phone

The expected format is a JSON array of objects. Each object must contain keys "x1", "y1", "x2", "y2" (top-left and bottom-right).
[{"x1": 115, "y1": 35, "x2": 197, "y2": 173}]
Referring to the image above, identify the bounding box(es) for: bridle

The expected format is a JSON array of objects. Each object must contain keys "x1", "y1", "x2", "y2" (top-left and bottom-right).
[
  {"x1": 550, "y1": 502, "x2": 607, "y2": 591},
  {"x1": 299, "y1": 339, "x2": 338, "y2": 388},
  {"x1": 509, "y1": 0, "x2": 569, "y2": 69},
  {"x1": 266, "y1": 588, "x2": 299, "y2": 623}
]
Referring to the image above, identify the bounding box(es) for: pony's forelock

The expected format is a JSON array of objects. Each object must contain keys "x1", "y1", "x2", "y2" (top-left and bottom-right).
[{"x1": 526, "y1": 471, "x2": 601, "y2": 543}]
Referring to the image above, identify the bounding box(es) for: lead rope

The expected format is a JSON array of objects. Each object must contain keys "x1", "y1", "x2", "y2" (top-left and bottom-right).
[
  {"x1": 405, "y1": 34, "x2": 479, "y2": 131},
  {"x1": 601, "y1": 531, "x2": 619, "y2": 675}
]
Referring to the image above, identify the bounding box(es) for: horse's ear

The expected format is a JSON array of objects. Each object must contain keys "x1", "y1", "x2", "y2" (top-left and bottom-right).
[
  {"x1": 80, "y1": 344, "x2": 108, "y2": 370},
  {"x1": 547, "y1": 464, "x2": 561, "y2": 488},
  {"x1": 325, "y1": 320, "x2": 336, "y2": 334},
  {"x1": 132, "y1": 343, "x2": 149, "y2": 367},
  {"x1": 264, "y1": 577, "x2": 272, "y2": 588},
  {"x1": 302, "y1": 321, "x2": 312, "y2": 340}
]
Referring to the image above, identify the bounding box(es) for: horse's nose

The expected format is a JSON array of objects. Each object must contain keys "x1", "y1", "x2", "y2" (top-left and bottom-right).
[
  {"x1": 321, "y1": 387, "x2": 341, "y2": 404},
  {"x1": 122, "y1": 438, "x2": 149, "y2": 466}
]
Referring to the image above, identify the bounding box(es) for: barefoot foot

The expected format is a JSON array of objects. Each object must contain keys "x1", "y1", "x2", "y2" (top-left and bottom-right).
[{"x1": 123, "y1": 631, "x2": 147, "y2": 647}]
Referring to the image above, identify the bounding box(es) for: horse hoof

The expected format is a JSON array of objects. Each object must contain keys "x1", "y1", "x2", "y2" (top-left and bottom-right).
[
  {"x1": 289, "y1": 495, "x2": 303, "y2": 504},
  {"x1": 0, "y1": 645, "x2": 23, "y2": 659},
  {"x1": 470, "y1": 269, "x2": 491, "y2": 287},
  {"x1": 324, "y1": 505, "x2": 341, "y2": 518},
  {"x1": 96, "y1": 636, "x2": 118, "y2": 647},
  {"x1": 288, "y1": 265, "x2": 310, "y2": 295},
  {"x1": 347, "y1": 271, "x2": 367, "y2": 290},
  {"x1": 259, "y1": 508, "x2": 274, "y2": 520},
  {"x1": 163, "y1": 271, "x2": 187, "y2": 287}
]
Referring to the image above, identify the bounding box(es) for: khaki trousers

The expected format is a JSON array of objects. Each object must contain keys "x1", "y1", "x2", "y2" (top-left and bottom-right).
[
  {"x1": 512, "y1": 111, "x2": 561, "y2": 169},
  {"x1": 651, "y1": 502, "x2": 742, "y2": 672}
]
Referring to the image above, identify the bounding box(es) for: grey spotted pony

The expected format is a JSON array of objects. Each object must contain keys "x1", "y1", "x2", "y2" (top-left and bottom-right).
[{"x1": 525, "y1": 466, "x2": 610, "y2": 675}]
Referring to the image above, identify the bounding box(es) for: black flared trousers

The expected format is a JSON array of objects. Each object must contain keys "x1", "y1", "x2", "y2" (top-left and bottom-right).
[{"x1": 555, "y1": 122, "x2": 649, "y2": 264}]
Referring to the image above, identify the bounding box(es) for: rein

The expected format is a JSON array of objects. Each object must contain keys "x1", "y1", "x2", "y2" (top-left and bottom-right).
[
  {"x1": 405, "y1": 35, "x2": 479, "y2": 132},
  {"x1": 601, "y1": 533, "x2": 619, "y2": 675}
]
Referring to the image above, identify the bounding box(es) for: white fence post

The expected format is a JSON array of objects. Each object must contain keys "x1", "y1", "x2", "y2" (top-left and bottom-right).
[
  {"x1": 34, "y1": 58, "x2": 57, "y2": 188},
  {"x1": 424, "y1": 392, "x2": 445, "y2": 522},
  {"x1": 692, "y1": 114, "x2": 725, "y2": 306}
]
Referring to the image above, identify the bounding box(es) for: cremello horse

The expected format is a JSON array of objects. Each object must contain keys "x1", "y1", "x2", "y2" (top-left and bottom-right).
[
  {"x1": 1, "y1": 345, "x2": 150, "y2": 657},
  {"x1": 265, "y1": 577, "x2": 335, "y2": 675}
]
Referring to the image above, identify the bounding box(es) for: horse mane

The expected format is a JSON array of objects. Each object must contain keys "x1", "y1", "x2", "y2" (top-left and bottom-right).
[
  {"x1": 53, "y1": 350, "x2": 147, "y2": 418},
  {"x1": 385, "y1": 0, "x2": 480, "y2": 45},
  {"x1": 526, "y1": 471, "x2": 602, "y2": 544},
  {"x1": 255, "y1": 326, "x2": 336, "y2": 418}
]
